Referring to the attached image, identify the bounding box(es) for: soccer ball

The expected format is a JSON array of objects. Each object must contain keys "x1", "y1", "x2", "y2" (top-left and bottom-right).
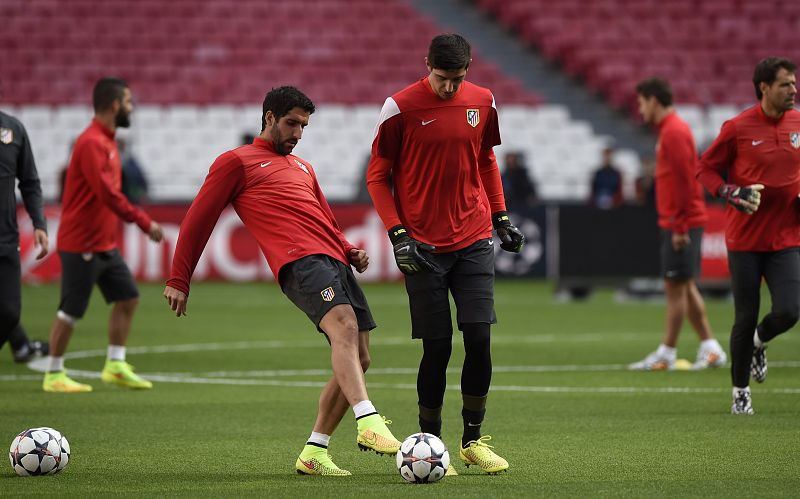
[
  {"x1": 396, "y1": 432, "x2": 449, "y2": 483},
  {"x1": 8, "y1": 427, "x2": 69, "y2": 476}
]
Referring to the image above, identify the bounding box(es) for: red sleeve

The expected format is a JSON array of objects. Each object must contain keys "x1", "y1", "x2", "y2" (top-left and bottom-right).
[
  {"x1": 166, "y1": 151, "x2": 245, "y2": 295},
  {"x1": 79, "y1": 140, "x2": 151, "y2": 231},
  {"x1": 312, "y1": 167, "x2": 357, "y2": 255},
  {"x1": 662, "y1": 128, "x2": 697, "y2": 234},
  {"x1": 366, "y1": 114, "x2": 404, "y2": 230},
  {"x1": 478, "y1": 148, "x2": 506, "y2": 213},
  {"x1": 482, "y1": 106, "x2": 501, "y2": 149},
  {"x1": 698, "y1": 120, "x2": 738, "y2": 197}
]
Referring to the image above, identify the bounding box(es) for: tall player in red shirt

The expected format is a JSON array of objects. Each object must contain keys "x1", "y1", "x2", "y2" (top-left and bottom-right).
[
  {"x1": 367, "y1": 34, "x2": 524, "y2": 474},
  {"x1": 164, "y1": 87, "x2": 401, "y2": 476},
  {"x1": 630, "y1": 78, "x2": 727, "y2": 371},
  {"x1": 43, "y1": 78, "x2": 164, "y2": 393},
  {"x1": 698, "y1": 57, "x2": 800, "y2": 415}
]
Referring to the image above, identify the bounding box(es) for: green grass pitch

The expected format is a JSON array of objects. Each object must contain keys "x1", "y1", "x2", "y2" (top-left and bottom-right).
[{"x1": 1, "y1": 281, "x2": 798, "y2": 497}]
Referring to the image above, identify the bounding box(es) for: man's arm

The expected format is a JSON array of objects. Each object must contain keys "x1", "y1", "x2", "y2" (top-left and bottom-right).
[
  {"x1": 164, "y1": 151, "x2": 245, "y2": 316},
  {"x1": 15, "y1": 123, "x2": 49, "y2": 259},
  {"x1": 663, "y1": 128, "x2": 697, "y2": 236}
]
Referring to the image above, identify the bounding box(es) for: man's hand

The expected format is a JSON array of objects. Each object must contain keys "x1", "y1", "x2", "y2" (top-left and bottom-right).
[
  {"x1": 388, "y1": 225, "x2": 439, "y2": 275},
  {"x1": 33, "y1": 228, "x2": 49, "y2": 260},
  {"x1": 163, "y1": 285, "x2": 188, "y2": 317},
  {"x1": 492, "y1": 211, "x2": 525, "y2": 253},
  {"x1": 672, "y1": 232, "x2": 690, "y2": 251},
  {"x1": 349, "y1": 248, "x2": 369, "y2": 273},
  {"x1": 719, "y1": 184, "x2": 764, "y2": 214},
  {"x1": 149, "y1": 221, "x2": 164, "y2": 242}
]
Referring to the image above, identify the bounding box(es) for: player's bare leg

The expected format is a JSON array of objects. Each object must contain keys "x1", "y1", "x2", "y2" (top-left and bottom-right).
[
  {"x1": 43, "y1": 313, "x2": 92, "y2": 392},
  {"x1": 296, "y1": 331, "x2": 370, "y2": 476},
  {"x1": 102, "y1": 297, "x2": 152, "y2": 389},
  {"x1": 320, "y1": 304, "x2": 400, "y2": 455},
  {"x1": 686, "y1": 281, "x2": 726, "y2": 368}
]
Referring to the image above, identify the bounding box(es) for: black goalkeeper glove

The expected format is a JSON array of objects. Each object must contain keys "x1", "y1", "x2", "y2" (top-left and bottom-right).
[
  {"x1": 388, "y1": 225, "x2": 440, "y2": 275},
  {"x1": 492, "y1": 211, "x2": 525, "y2": 253},
  {"x1": 719, "y1": 183, "x2": 764, "y2": 214}
]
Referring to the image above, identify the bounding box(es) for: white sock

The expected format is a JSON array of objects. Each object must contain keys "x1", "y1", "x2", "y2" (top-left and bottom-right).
[
  {"x1": 107, "y1": 345, "x2": 126, "y2": 361},
  {"x1": 733, "y1": 386, "x2": 750, "y2": 396},
  {"x1": 47, "y1": 356, "x2": 64, "y2": 372},
  {"x1": 352, "y1": 400, "x2": 377, "y2": 419},
  {"x1": 700, "y1": 338, "x2": 721, "y2": 351},
  {"x1": 656, "y1": 344, "x2": 677, "y2": 359},
  {"x1": 307, "y1": 432, "x2": 330, "y2": 448},
  {"x1": 753, "y1": 329, "x2": 764, "y2": 348}
]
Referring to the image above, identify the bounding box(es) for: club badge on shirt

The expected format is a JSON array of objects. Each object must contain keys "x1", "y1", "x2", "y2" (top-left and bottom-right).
[
  {"x1": 466, "y1": 109, "x2": 480, "y2": 128},
  {"x1": 0, "y1": 128, "x2": 13, "y2": 144},
  {"x1": 320, "y1": 287, "x2": 335, "y2": 302},
  {"x1": 790, "y1": 132, "x2": 800, "y2": 149}
]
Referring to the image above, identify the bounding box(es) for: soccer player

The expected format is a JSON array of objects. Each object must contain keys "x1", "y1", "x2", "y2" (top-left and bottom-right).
[
  {"x1": 697, "y1": 57, "x2": 800, "y2": 414},
  {"x1": 367, "y1": 34, "x2": 524, "y2": 475},
  {"x1": 0, "y1": 109, "x2": 50, "y2": 361},
  {"x1": 42, "y1": 77, "x2": 164, "y2": 393},
  {"x1": 163, "y1": 86, "x2": 401, "y2": 476},
  {"x1": 630, "y1": 78, "x2": 727, "y2": 371}
]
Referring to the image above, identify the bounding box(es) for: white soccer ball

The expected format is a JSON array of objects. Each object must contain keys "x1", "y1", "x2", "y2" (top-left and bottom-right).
[
  {"x1": 396, "y1": 432, "x2": 449, "y2": 483},
  {"x1": 8, "y1": 427, "x2": 70, "y2": 476}
]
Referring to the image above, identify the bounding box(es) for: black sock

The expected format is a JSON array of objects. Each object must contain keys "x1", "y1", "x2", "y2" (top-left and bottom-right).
[
  {"x1": 419, "y1": 404, "x2": 443, "y2": 437},
  {"x1": 461, "y1": 394, "x2": 487, "y2": 447}
]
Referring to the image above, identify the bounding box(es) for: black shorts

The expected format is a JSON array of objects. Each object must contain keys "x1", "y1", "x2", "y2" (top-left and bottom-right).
[
  {"x1": 404, "y1": 237, "x2": 496, "y2": 340},
  {"x1": 660, "y1": 227, "x2": 703, "y2": 280},
  {"x1": 279, "y1": 254, "x2": 376, "y2": 334},
  {"x1": 58, "y1": 250, "x2": 139, "y2": 318}
]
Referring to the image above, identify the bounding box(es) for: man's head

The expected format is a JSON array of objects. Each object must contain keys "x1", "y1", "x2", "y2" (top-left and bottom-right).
[
  {"x1": 636, "y1": 78, "x2": 673, "y2": 124},
  {"x1": 426, "y1": 34, "x2": 471, "y2": 100},
  {"x1": 93, "y1": 77, "x2": 132, "y2": 128},
  {"x1": 260, "y1": 86, "x2": 315, "y2": 156},
  {"x1": 753, "y1": 57, "x2": 796, "y2": 113}
]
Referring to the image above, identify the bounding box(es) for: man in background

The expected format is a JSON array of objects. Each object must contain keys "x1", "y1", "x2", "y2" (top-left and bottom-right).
[
  {"x1": 589, "y1": 147, "x2": 624, "y2": 209},
  {"x1": 42, "y1": 77, "x2": 163, "y2": 393},
  {"x1": 630, "y1": 78, "x2": 726, "y2": 371}
]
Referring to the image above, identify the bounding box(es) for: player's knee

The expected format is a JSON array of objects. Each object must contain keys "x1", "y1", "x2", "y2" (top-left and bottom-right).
[
  {"x1": 324, "y1": 308, "x2": 359, "y2": 345},
  {"x1": 774, "y1": 306, "x2": 800, "y2": 330},
  {"x1": 116, "y1": 297, "x2": 139, "y2": 315},
  {"x1": 0, "y1": 302, "x2": 20, "y2": 331},
  {"x1": 57, "y1": 310, "x2": 79, "y2": 326}
]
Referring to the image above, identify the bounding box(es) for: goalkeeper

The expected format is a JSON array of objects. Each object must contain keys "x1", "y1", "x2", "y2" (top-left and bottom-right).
[
  {"x1": 697, "y1": 56, "x2": 800, "y2": 415},
  {"x1": 367, "y1": 34, "x2": 523, "y2": 474}
]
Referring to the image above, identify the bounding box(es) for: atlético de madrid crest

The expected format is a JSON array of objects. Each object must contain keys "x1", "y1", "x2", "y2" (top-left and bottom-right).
[
  {"x1": 466, "y1": 109, "x2": 480, "y2": 128},
  {"x1": 790, "y1": 132, "x2": 800, "y2": 149},
  {"x1": 0, "y1": 128, "x2": 13, "y2": 144}
]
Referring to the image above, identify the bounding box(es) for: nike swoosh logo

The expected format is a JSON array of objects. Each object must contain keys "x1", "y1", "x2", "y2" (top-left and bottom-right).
[
  {"x1": 752, "y1": 140, "x2": 764, "y2": 146},
  {"x1": 467, "y1": 422, "x2": 481, "y2": 427},
  {"x1": 397, "y1": 245, "x2": 411, "y2": 253},
  {"x1": 299, "y1": 459, "x2": 314, "y2": 470},
  {"x1": 421, "y1": 119, "x2": 437, "y2": 126},
  {"x1": 260, "y1": 161, "x2": 272, "y2": 167}
]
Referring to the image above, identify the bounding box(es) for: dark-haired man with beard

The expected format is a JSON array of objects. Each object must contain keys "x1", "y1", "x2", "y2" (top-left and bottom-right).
[{"x1": 43, "y1": 78, "x2": 163, "y2": 393}]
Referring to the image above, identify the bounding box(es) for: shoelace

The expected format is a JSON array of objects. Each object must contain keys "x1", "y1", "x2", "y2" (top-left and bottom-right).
[{"x1": 465, "y1": 435, "x2": 494, "y2": 449}]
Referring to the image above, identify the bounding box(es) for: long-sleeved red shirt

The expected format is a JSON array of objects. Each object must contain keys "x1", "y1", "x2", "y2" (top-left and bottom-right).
[
  {"x1": 167, "y1": 138, "x2": 356, "y2": 295},
  {"x1": 367, "y1": 78, "x2": 506, "y2": 252},
  {"x1": 655, "y1": 112, "x2": 707, "y2": 233},
  {"x1": 58, "y1": 119, "x2": 151, "y2": 253},
  {"x1": 698, "y1": 105, "x2": 800, "y2": 251}
]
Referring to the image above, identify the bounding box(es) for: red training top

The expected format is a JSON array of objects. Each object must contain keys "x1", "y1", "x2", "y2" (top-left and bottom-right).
[
  {"x1": 697, "y1": 105, "x2": 800, "y2": 251},
  {"x1": 167, "y1": 138, "x2": 357, "y2": 295},
  {"x1": 367, "y1": 77, "x2": 506, "y2": 252},
  {"x1": 655, "y1": 112, "x2": 708, "y2": 233},
  {"x1": 58, "y1": 119, "x2": 152, "y2": 253}
]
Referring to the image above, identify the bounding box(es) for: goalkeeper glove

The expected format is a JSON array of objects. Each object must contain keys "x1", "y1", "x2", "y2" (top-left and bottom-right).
[
  {"x1": 492, "y1": 211, "x2": 525, "y2": 253},
  {"x1": 388, "y1": 225, "x2": 439, "y2": 275},
  {"x1": 719, "y1": 183, "x2": 764, "y2": 214}
]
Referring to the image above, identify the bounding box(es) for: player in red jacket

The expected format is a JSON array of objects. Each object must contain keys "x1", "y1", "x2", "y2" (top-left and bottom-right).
[
  {"x1": 367, "y1": 34, "x2": 524, "y2": 474},
  {"x1": 43, "y1": 78, "x2": 163, "y2": 393},
  {"x1": 164, "y1": 86, "x2": 400, "y2": 476},
  {"x1": 630, "y1": 78, "x2": 726, "y2": 371},
  {"x1": 697, "y1": 57, "x2": 800, "y2": 414}
]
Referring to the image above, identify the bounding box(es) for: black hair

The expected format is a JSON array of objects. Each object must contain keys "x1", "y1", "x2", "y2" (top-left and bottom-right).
[
  {"x1": 427, "y1": 33, "x2": 471, "y2": 71},
  {"x1": 261, "y1": 86, "x2": 315, "y2": 132},
  {"x1": 635, "y1": 78, "x2": 673, "y2": 107},
  {"x1": 93, "y1": 77, "x2": 128, "y2": 112},
  {"x1": 753, "y1": 57, "x2": 797, "y2": 100}
]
